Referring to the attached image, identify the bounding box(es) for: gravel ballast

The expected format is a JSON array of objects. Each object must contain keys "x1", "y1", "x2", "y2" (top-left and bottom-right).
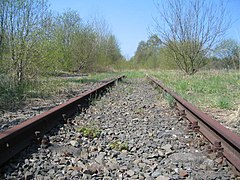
[{"x1": 0, "y1": 78, "x2": 237, "y2": 179}]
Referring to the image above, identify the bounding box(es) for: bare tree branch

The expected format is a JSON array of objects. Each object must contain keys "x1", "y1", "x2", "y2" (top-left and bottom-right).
[{"x1": 153, "y1": 0, "x2": 230, "y2": 74}]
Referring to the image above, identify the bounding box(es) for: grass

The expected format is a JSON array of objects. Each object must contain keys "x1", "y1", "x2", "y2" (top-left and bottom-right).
[
  {"x1": 122, "y1": 71, "x2": 145, "y2": 78},
  {"x1": 3, "y1": 69, "x2": 237, "y2": 112},
  {"x1": 150, "y1": 70, "x2": 240, "y2": 110},
  {"x1": 31, "y1": 70, "x2": 146, "y2": 96},
  {"x1": 0, "y1": 72, "x2": 125, "y2": 110},
  {"x1": 163, "y1": 92, "x2": 176, "y2": 108},
  {"x1": 77, "y1": 125, "x2": 101, "y2": 139},
  {"x1": 0, "y1": 77, "x2": 26, "y2": 110},
  {"x1": 27, "y1": 72, "x2": 124, "y2": 98},
  {"x1": 109, "y1": 140, "x2": 128, "y2": 151}
]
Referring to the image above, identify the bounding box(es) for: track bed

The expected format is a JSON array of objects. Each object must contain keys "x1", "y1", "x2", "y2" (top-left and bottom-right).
[{"x1": 1, "y1": 78, "x2": 237, "y2": 179}]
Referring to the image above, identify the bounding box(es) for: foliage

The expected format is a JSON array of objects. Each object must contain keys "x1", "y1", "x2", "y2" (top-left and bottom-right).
[
  {"x1": 151, "y1": 70, "x2": 239, "y2": 110},
  {"x1": 130, "y1": 35, "x2": 177, "y2": 70},
  {"x1": 77, "y1": 125, "x2": 101, "y2": 139},
  {"x1": 153, "y1": 0, "x2": 230, "y2": 75},
  {"x1": 0, "y1": 74, "x2": 26, "y2": 110},
  {"x1": 163, "y1": 93, "x2": 175, "y2": 108},
  {"x1": 0, "y1": 0, "x2": 50, "y2": 84},
  {"x1": 0, "y1": 1, "x2": 125, "y2": 110},
  {"x1": 217, "y1": 97, "x2": 231, "y2": 109},
  {"x1": 109, "y1": 140, "x2": 128, "y2": 151},
  {"x1": 214, "y1": 39, "x2": 240, "y2": 70}
]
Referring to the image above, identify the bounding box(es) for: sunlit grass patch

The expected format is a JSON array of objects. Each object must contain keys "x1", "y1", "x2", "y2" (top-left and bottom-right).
[
  {"x1": 123, "y1": 71, "x2": 145, "y2": 78},
  {"x1": 27, "y1": 72, "x2": 122, "y2": 99},
  {"x1": 151, "y1": 70, "x2": 239, "y2": 110}
]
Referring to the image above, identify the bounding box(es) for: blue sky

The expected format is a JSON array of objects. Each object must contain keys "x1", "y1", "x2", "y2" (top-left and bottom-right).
[{"x1": 49, "y1": 0, "x2": 240, "y2": 59}]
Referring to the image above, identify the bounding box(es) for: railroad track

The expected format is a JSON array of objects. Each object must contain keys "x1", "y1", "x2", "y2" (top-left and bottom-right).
[
  {"x1": 0, "y1": 76, "x2": 239, "y2": 179},
  {"x1": 0, "y1": 75, "x2": 124, "y2": 167},
  {"x1": 147, "y1": 75, "x2": 240, "y2": 173}
]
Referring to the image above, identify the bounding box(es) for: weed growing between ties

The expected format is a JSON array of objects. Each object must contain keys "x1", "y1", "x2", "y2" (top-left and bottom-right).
[
  {"x1": 109, "y1": 140, "x2": 128, "y2": 151},
  {"x1": 77, "y1": 125, "x2": 102, "y2": 139}
]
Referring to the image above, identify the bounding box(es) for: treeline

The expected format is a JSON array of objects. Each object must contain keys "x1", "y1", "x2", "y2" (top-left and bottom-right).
[
  {"x1": 130, "y1": 35, "x2": 240, "y2": 71},
  {"x1": 130, "y1": 0, "x2": 238, "y2": 75},
  {"x1": 0, "y1": 0, "x2": 124, "y2": 109},
  {"x1": 0, "y1": 0, "x2": 123, "y2": 85},
  {"x1": 129, "y1": 35, "x2": 176, "y2": 70}
]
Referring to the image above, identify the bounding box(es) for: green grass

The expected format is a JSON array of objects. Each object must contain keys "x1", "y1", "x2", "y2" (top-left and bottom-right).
[
  {"x1": 3, "y1": 69, "x2": 237, "y2": 112},
  {"x1": 109, "y1": 140, "x2": 128, "y2": 151},
  {"x1": 150, "y1": 70, "x2": 239, "y2": 110},
  {"x1": 0, "y1": 78, "x2": 26, "y2": 110},
  {"x1": 27, "y1": 72, "x2": 123, "y2": 99},
  {"x1": 26, "y1": 70, "x2": 144, "y2": 100},
  {"x1": 77, "y1": 125, "x2": 101, "y2": 139},
  {"x1": 122, "y1": 71, "x2": 145, "y2": 78}
]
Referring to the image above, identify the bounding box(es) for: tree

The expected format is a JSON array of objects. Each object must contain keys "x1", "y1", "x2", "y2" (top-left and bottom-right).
[
  {"x1": 71, "y1": 26, "x2": 98, "y2": 72},
  {"x1": 0, "y1": 0, "x2": 49, "y2": 84},
  {"x1": 153, "y1": 0, "x2": 230, "y2": 74},
  {"x1": 106, "y1": 35, "x2": 122, "y2": 63},
  {"x1": 53, "y1": 10, "x2": 82, "y2": 71},
  {"x1": 133, "y1": 35, "x2": 161, "y2": 68},
  {"x1": 214, "y1": 39, "x2": 240, "y2": 70}
]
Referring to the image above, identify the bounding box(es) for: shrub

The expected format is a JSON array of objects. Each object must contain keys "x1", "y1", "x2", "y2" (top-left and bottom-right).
[{"x1": 0, "y1": 74, "x2": 26, "y2": 110}]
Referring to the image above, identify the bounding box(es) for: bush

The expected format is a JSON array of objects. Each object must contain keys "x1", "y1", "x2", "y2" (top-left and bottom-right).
[{"x1": 0, "y1": 74, "x2": 26, "y2": 110}]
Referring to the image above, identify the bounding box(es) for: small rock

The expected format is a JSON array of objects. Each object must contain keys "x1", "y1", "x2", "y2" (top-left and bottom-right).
[
  {"x1": 156, "y1": 175, "x2": 169, "y2": 180},
  {"x1": 71, "y1": 170, "x2": 80, "y2": 177},
  {"x1": 133, "y1": 158, "x2": 141, "y2": 165},
  {"x1": 142, "y1": 158, "x2": 152, "y2": 165},
  {"x1": 148, "y1": 153, "x2": 159, "y2": 159},
  {"x1": 106, "y1": 159, "x2": 119, "y2": 170},
  {"x1": 215, "y1": 157, "x2": 223, "y2": 164},
  {"x1": 119, "y1": 166, "x2": 128, "y2": 172},
  {"x1": 131, "y1": 175, "x2": 139, "y2": 179},
  {"x1": 47, "y1": 169, "x2": 55, "y2": 175},
  {"x1": 25, "y1": 171, "x2": 33, "y2": 180},
  {"x1": 179, "y1": 169, "x2": 188, "y2": 177},
  {"x1": 203, "y1": 159, "x2": 214, "y2": 169},
  {"x1": 144, "y1": 173, "x2": 150, "y2": 178},
  {"x1": 151, "y1": 171, "x2": 161, "y2": 178},
  {"x1": 126, "y1": 170, "x2": 135, "y2": 177},
  {"x1": 80, "y1": 150, "x2": 88, "y2": 159},
  {"x1": 174, "y1": 168, "x2": 179, "y2": 174},
  {"x1": 208, "y1": 153, "x2": 217, "y2": 160},
  {"x1": 69, "y1": 140, "x2": 79, "y2": 147},
  {"x1": 157, "y1": 150, "x2": 165, "y2": 157},
  {"x1": 161, "y1": 144, "x2": 173, "y2": 155},
  {"x1": 131, "y1": 147, "x2": 137, "y2": 152},
  {"x1": 59, "y1": 158, "x2": 66, "y2": 164},
  {"x1": 95, "y1": 152, "x2": 106, "y2": 164},
  {"x1": 84, "y1": 163, "x2": 99, "y2": 175}
]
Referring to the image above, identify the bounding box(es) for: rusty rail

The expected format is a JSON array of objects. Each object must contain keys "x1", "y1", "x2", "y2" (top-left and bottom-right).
[
  {"x1": 0, "y1": 75, "x2": 125, "y2": 167},
  {"x1": 147, "y1": 75, "x2": 240, "y2": 172}
]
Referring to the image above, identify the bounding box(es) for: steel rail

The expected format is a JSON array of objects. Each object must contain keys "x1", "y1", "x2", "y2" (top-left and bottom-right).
[
  {"x1": 0, "y1": 75, "x2": 125, "y2": 167},
  {"x1": 147, "y1": 75, "x2": 240, "y2": 172}
]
